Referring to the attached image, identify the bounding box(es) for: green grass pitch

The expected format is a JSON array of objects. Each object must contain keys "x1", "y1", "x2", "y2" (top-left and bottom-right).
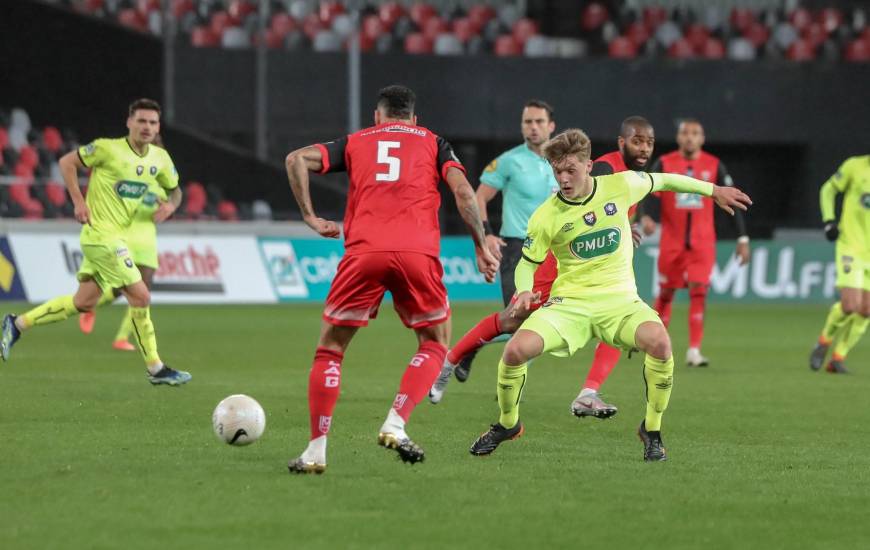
[{"x1": 0, "y1": 301, "x2": 868, "y2": 549}]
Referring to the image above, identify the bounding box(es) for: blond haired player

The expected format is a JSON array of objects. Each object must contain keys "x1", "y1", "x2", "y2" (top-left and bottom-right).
[{"x1": 469, "y1": 129, "x2": 751, "y2": 461}]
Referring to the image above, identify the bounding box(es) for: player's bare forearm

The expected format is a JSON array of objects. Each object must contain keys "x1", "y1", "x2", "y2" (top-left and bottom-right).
[
  {"x1": 168, "y1": 186, "x2": 182, "y2": 209},
  {"x1": 59, "y1": 151, "x2": 86, "y2": 205},
  {"x1": 475, "y1": 183, "x2": 498, "y2": 223},
  {"x1": 447, "y1": 170, "x2": 487, "y2": 249},
  {"x1": 285, "y1": 146, "x2": 324, "y2": 220}
]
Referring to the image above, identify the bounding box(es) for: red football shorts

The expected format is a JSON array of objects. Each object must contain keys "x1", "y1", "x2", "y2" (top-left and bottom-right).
[
  {"x1": 323, "y1": 251, "x2": 450, "y2": 328},
  {"x1": 509, "y1": 252, "x2": 558, "y2": 311},
  {"x1": 658, "y1": 245, "x2": 715, "y2": 288}
]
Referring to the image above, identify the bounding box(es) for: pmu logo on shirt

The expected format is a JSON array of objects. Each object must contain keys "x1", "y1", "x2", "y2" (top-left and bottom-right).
[
  {"x1": 570, "y1": 228, "x2": 621, "y2": 260},
  {"x1": 583, "y1": 211, "x2": 597, "y2": 226},
  {"x1": 115, "y1": 180, "x2": 149, "y2": 199}
]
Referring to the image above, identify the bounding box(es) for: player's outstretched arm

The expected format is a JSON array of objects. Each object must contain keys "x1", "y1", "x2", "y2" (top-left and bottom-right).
[
  {"x1": 58, "y1": 150, "x2": 90, "y2": 225},
  {"x1": 285, "y1": 145, "x2": 340, "y2": 239},
  {"x1": 445, "y1": 167, "x2": 498, "y2": 282},
  {"x1": 650, "y1": 173, "x2": 752, "y2": 215}
]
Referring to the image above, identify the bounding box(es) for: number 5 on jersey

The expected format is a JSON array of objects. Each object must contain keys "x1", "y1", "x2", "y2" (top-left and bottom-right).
[{"x1": 376, "y1": 141, "x2": 401, "y2": 182}]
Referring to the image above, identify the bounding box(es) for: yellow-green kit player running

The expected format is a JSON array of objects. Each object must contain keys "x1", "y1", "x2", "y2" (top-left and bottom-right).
[
  {"x1": 469, "y1": 129, "x2": 751, "y2": 461},
  {"x1": 810, "y1": 155, "x2": 870, "y2": 374},
  {"x1": 0, "y1": 99, "x2": 190, "y2": 385}
]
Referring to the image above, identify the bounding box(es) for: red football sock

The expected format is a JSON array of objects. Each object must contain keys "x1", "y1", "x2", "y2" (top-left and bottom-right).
[
  {"x1": 446, "y1": 312, "x2": 502, "y2": 365},
  {"x1": 308, "y1": 347, "x2": 343, "y2": 441},
  {"x1": 654, "y1": 287, "x2": 676, "y2": 328},
  {"x1": 688, "y1": 285, "x2": 708, "y2": 348},
  {"x1": 582, "y1": 342, "x2": 622, "y2": 391},
  {"x1": 393, "y1": 341, "x2": 447, "y2": 422}
]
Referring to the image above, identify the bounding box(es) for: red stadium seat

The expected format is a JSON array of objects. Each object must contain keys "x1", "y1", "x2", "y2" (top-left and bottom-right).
[
  {"x1": 80, "y1": 0, "x2": 104, "y2": 14},
  {"x1": 787, "y1": 39, "x2": 815, "y2": 61},
  {"x1": 256, "y1": 29, "x2": 284, "y2": 49},
  {"x1": 9, "y1": 167, "x2": 43, "y2": 219},
  {"x1": 451, "y1": 17, "x2": 478, "y2": 43},
  {"x1": 270, "y1": 13, "x2": 297, "y2": 38},
  {"x1": 117, "y1": 8, "x2": 147, "y2": 32},
  {"x1": 45, "y1": 182, "x2": 68, "y2": 208},
  {"x1": 17, "y1": 146, "x2": 38, "y2": 171},
  {"x1": 409, "y1": 3, "x2": 436, "y2": 28},
  {"x1": 190, "y1": 26, "x2": 220, "y2": 47},
  {"x1": 667, "y1": 38, "x2": 695, "y2": 59},
  {"x1": 625, "y1": 21, "x2": 649, "y2": 47},
  {"x1": 511, "y1": 18, "x2": 538, "y2": 46},
  {"x1": 467, "y1": 5, "x2": 496, "y2": 30},
  {"x1": 217, "y1": 200, "x2": 239, "y2": 221},
  {"x1": 42, "y1": 126, "x2": 63, "y2": 153},
  {"x1": 700, "y1": 37, "x2": 725, "y2": 59},
  {"x1": 362, "y1": 14, "x2": 385, "y2": 41},
  {"x1": 136, "y1": 0, "x2": 160, "y2": 16},
  {"x1": 183, "y1": 181, "x2": 207, "y2": 219},
  {"x1": 608, "y1": 36, "x2": 637, "y2": 59},
  {"x1": 863, "y1": 28, "x2": 870, "y2": 42},
  {"x1": 802, "y1": 22, "x2": 828, "y2": 49},
  {"x1": 421, "y1": 16, "x2": 448, "y2": 41},
  {"x1": 581, "y1": 2, "x2": 608, "y2": 32},
  {"x1": 404, "y1": 33, "x2": 433, "y2": 54},
  {"x1": 817, "y1": 8, "x2": 843, "y2": 34},
  {"x1": 684, "y1": 24, "x2": 709, "y2": 52},
  {"x1": 730, "y1": 8, "x2": 755, "y2": 33},
  {"x1": 302, "y1": 13, "x2": 325, "y2": 39},
  {"x1": 0, "y1": 128, "x2": 8, "y2": 150},
  {"x1": 379, "y1": 3, "x2": 405, "y2": 30},
  {"x1": 789, "y1": 8, "x2": 813, "y2": 32},
  {"x1": 493, "y1": 35, "x2": 521, "y2": 57},
  {"x1": 643, "y1": 6, "x2": 667, "y2": 31},
  {"x1": 171, "y1": 0, "x2": 195, "y2": 18},
  {"x1": 228, "y1": 0, "x2": 256, "y2": 20},
  {"x1": 743, "y1": 22, "x2": 770, "y2": 48},
  {"x1": 354, "y1": 32, "x2": 376, "y2": 53},
  {"x1": 844, "y1": 38, "x2": 870, "y2": 62},
  {"x1": 210, "y1": 11, "x2": 240, "y2": 36},
  {"x1": 318, "y1": 1, "x2": 345, "y2": 26}
]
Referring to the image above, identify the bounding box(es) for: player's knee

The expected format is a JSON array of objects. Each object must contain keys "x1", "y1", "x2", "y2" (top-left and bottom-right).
[
  {"x1": 503, "y1": 340, "x2": 530, "y2": 366},
  {"x1": 658, "y1": 287, "x2": 676, "y2": 302},
  {"x1": 688, "y1": 284, "x2": 708, "y2": 299},
  {"x1": 645, "y1": 332, "x2": 672, "y2": 360},
  {"x1": 73, "y1": 297, "x2": 95, "y2": 313},
  {"x1": 841, "y1": 299, "x2": 859, "y2": 315},
  {"x1": 860, "y1": 303, "x2": 870, "y2": 319}
]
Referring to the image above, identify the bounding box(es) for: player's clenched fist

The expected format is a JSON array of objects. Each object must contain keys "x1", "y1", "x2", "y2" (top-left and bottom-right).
[
  {"x1": 74, "y1": 201, "x2": 91, "y2": 225},
  {"x1": 475, "y1": 246, "x2": 499, "y2": 283},
  {"x1": 711, "y1": 186, "x2": 752, "y2": 215},
  {"x1": 305, "y1": 216, "x2": 341, "y2": 239}
]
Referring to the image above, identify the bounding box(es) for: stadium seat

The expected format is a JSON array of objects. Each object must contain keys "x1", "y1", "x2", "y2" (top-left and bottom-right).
[
  {"x1": 210, "y1": 11, "x2": 240, "y2": 36},
  {"x1": 787, "y1": 39, "x2": 816, "y2": 61},
  {"x1": 700, "y1": 5, "x2": 725, "y2": 31},
  {"x1": 511, "y1": 18, "x2": 538, "y2": 46},
  {"x1": 409, "y1": 3, "x2": 436, "y2": 28},
  {"x1": 700, "y1": 37, "x2": 725, "y2": 59},
  {"x1": 378, "y1": 3, "x2": 404, "y2": 30},
  {"x1": 190, "y1": 26, "x2": 220, "y2": 47},
  {"x1": 17, "y1": 145, "x2": 38, "y2": 171},
  {"x1": 727, "y1": 37, "x2": 757, "y2": 61},
  {"x1": 525, "y1": 36, "x2": 555, "y2": 57},
  {"x1": 217, "y1": 200, "x2": 239, "y2": 221},
  {"x1": 331, "y1": 14, "x2": 354, "y2": 38},
  {"x1": 0, "y1": 128, "x2": 8, "y2": 151},
  {"x1": 362, "y1": 14, "x2": 385, "y2": 41},
  {"x1": 730, "y1": 8, "x2": 755, "y2": 33},
  {"x1": 772, "y1": 23, "x2": 799, "y2": 50},
  {"x1": 118, "y1": 8, "x2": 148, "y2": 32},
  {"x1": 228, "y1": 0, "x2": 256, "y2": 21},
  {"x1": 79, "y1": 0, "x2": 105, "y2": 14},
  {"x1": 136, "y1": 0, "x2": 160, "y2": 16},
  {"x1": 182, "y1": 181, "x2": 207, "y2": 219},
  {"x1": 493, "y1": 35, "x2": 521, "y2": 57},
  {"x1": 221, "y1": 27, "x2": 250, "y2": 49},
  {"x1": 451, "y1": 17, "x2": 478, "y2": 44},
  {"x1": 271, "y1": 13, "x2": 298, "y2": 38},
  {"x1": 743, "y1": 22, "x2": 770, "y2": 48},
  {"x1": 288, "y1": 0, "x2": 314, "y2": 21},
  {"x1": 468, "y1": 5, "x2": 495, "y2": 30},
  {"x1": 9, "y1": 171, "x2": 43, "y2": 219},
  {"x1": 404, "y1": 33, "x2": 433, "y2": 54},
  {"x1": 10, "y1": 108, "x2": 31, "y2": 135},
  {"x1": 789, "y1": 8, "x2": 813, "y2": 32},
  {"x1": 497, "y1": 4, "x2": 521, "y2": 28},
  {"x1": 643, "y1": 6, "x2": 667, "y2": 31},
  {"x1": 608, "y1": 36, "x2": 638, "y2": 59},
  {"x1": 818, "y1": 8, "x2": 843, "y2": 34},
  {"x1": 302, "y1": 13, "x2": 325, "y2": 39},
  {"x1": 433, "y1": 34, "x2": 463, "y2": 56},
  {"x1": 625, "y1": 21, "x2": 650, "y2": 47},
  {"x1": 667, "y1": 38, "x2": 695, "y2": 59},
  {"x1": 171, "y1": 0, "x2": 195, "y2": 19},
  {"x1": 654, "y1": 21, "x2": 682, "y2": 49},
  {"x1": 251, "y1": 199, "x2": 272, "y2": 221},
  {"x1": 313, "y1": 30, "x2": 343, "y2": 52},
  {"x1": 318, "y1": 1, "x2": 344, "y2": 26},
  {"x1": 844, "y1": 38, "x2": 870, "y2": 62},
  {"x1": 684, "y1": 24, "x2": 709, "y2": 52},
  {"x1": 581, "y1": 2, "x2": 608, "y2": 32},
  {"x1": 45, "y1": 181, "x2": 70, "y2": 208},
  {"x1": 802, "y1": 22, "x2": 828, "y2": 49},
  {"x1": 354, "y1": 32, "x2": 376, "y2": 53},
  {"x1": 556, "y1": 38, "x2": 587, "y2": 58},
  {"x1": 422, "y1": 17, "x2": 449, "y2": 42}
]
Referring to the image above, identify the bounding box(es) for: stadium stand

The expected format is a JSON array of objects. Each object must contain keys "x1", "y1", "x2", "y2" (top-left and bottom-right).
[
  {"x1": 0, "y1": 106, "x2": 252, "y2": 220},
  {"x1": 46, "y1": 0, "x2": 870, "y2": 62}
]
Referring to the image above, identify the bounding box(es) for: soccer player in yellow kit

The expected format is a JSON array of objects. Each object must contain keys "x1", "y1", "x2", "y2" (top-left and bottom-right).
[
  {"x1": 469, "y1": 129, "x2": 751, "y2": 461},
  {"x1": 0, "y1": 99, "x2": 190, "y2": 385},
  {"x1": 810, "y1": 155, "x2": 870, "y2": 373}
]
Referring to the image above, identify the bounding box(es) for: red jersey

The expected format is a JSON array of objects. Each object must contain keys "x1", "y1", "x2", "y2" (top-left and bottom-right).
[
  {"x1": 652, "y1": 150, "x2": 728, "y2": 251},
  {"x1": 592, "y1": 150, "x2": 639, "y2": 218},
  {"x1": 316, "y1": 122, "x2": 465, "y2": 257}
]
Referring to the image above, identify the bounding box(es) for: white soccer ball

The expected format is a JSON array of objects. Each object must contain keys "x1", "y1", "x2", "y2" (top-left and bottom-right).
[{"x1": 212, "y1": 394, "x2": 266, "y2": 446}]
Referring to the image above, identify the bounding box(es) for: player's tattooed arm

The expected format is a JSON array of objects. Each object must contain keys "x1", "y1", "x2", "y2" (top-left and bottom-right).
[
  {"x1": 285, "y1": 145, "x2": 340, "y2": 238},
  {"x1": 445, "y1": 167, "x2": 499, "y2": 281},
  {"x1": 58, "y1": 149, "x2": 90, "y2": 225},
  {"x1": 154, "y1": 187, "x2": 182, "y2": 223}
]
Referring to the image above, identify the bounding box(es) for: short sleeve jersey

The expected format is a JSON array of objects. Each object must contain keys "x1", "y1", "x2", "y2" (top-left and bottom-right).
[
  {"x1": 77, "y1": 137, "x2": 178, "y2": 244},
  {"x1": 591, "y1": 150, "x2": 641, "y2": 219},
  {"x1": 825, "y1": 155, "x2": 870, "y2": 254},
  {"x1": 316, "y1": 122, "x2": 464, "y2": 257},
  {"x1": 127, "y1": 182, "x2": 168, "y2": 243},
  {"x1": 479, "y1": 144, "x2": 558, "y2": 239},
  {"x1": 522, "y1": 171, "x2": 654, "y2": 297}
]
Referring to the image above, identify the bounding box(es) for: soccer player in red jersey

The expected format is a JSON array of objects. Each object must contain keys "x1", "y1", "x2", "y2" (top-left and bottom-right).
[
  {"x1": 283, "y1": 85, "x2": 498, "y2": 474},
  {"x1": 640, "y1": 119, "x2": 750, "y2": 367},
  {"x1": 430, "y1": 117, "x2": 655, "y2": 420}
]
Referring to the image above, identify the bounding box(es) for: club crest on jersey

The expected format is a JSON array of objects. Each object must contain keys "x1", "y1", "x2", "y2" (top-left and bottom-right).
[
  {"x1": 570, "y1": 228, "x2": 622, "y2": 260},
  {"x1": 560, "y1": 222, "x2": 574, "y2": 232},
  {"x1": 604, "y1": 203, "x2": 617, "y2": 216},
  {"x1": 583, "y1": 211, "x2": 597, "y2": 226},
  {"x1": 523, "y1": 236, "x2": 533, "y2": 249},
  {"x1": 136, "y1": 165, "x2": 145, "y2": 176},
  {"x1": 124, "y1": 258, "x2": 134, "y2": 268},
  {"x1": 862, "y1": 193, "x2": 870, "y2": 209},
  {"x1": 150, "y1": 166, "x2": 157, "y2": 176}
]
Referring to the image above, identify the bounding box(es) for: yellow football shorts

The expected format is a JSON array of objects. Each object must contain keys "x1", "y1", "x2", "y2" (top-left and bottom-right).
[
  {"x1": 835, "y1": 242, "x2": 870, "y2": 292},
  {"x1": 77, "y1": 239, "x2": 142, "y2": 292}
]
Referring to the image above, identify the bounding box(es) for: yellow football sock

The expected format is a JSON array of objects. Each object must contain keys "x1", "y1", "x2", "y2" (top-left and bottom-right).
[
  {"x1": 820, "y1": 302, "x2": 848, "y2": 344},
  {"x1": 129, "y1": 306, "x2": 161, "y2": 369},
  {"x1": 833, "y1": 314, "x2": 868, "y2": 359},
  {"x1": 643, "y1": 354, "x2": 674, "y2": 432},
  {"x1": 20, "y1": 295, "x2": 78, "y2": 329},
  {"x1": 114, "y1": 307, "x2": 134, "y2": 342},
  {"x1": 497, "y1": 359, "x2": 527, "y2": 429}
]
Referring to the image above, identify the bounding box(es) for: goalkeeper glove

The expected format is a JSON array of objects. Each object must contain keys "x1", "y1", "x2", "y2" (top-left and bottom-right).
[{"x1": 823, "y1": 221, "x2": 839, "y2": 242}]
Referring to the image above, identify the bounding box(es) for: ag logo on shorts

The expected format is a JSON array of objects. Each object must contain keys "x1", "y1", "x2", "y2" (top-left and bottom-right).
[
  {"x1": 862, "y1": 193, "x2": 870, "y2": 209},
  {"x1": 842, "y1": 255, "x2": 853, "y2": 274},
  {"x1": 583, "y1": 211, "x2": 597, "y2": 226},
  {"x1": 570, "y1": 228, "x2": 622, "y2": 260},
  {"x1": 114, "y1": 180, "x2": 149, "y2": 199}
]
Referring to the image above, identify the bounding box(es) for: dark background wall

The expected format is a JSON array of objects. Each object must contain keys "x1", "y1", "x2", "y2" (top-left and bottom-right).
[{"x1": 4, "y1": 0, "x2": 869, "y2": 234}]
